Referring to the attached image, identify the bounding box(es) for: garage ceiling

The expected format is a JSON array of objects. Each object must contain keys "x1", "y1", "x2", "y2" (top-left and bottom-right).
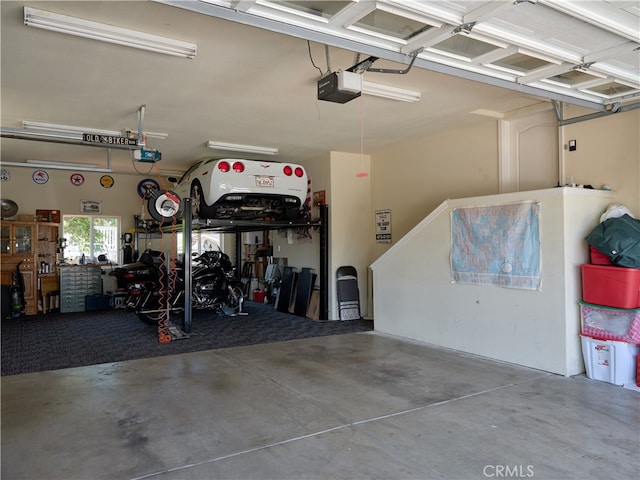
[{"x1": 1, "y1": 1, "x2": 638, "y2": 175}]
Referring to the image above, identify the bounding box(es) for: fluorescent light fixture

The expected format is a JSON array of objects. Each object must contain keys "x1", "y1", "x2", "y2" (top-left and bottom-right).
[
  {"x1": 362, "y1": 81, "x2": 421, "y2": 103},
  {"x1": 2, "y1": 160, "x2": 112, "y2": 173},
  {"x1": 22, "y1": 120, "x2": 167, "y2": 140},
  {"x1": 24, "y1": 6, "x2": 197, "y2": 59},
  {"x1": 207, "y1": 141, "x2": 279, "y2": 156},
  {"x1": 27, "y1": 160, "x2": 97, "y2": 169}
]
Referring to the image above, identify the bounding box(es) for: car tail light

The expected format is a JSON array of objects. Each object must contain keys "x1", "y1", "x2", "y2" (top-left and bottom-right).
[
  {"x1": 232, "y1": 161, "x2": 245, "y2": 173},
  {"x1": 283, "y1": 165, "x2": 293, "y2": 176},
  {"x1": 294, "y1": 167, "x2": 304, "y2": 177},
  {"x1": 218, "y1": 161, "x2": 230, "y2": 173}
]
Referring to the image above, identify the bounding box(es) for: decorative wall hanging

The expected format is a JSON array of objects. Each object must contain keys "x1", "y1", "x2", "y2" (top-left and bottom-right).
[
  {"x1": 100, "y1": 175, "x2": 114, "y2": 188},
  {"x1": 137, "y1": 178, "x2": 160, "y2": 198},
  {"x1": 70, "y1": 173, "x2": 85, "y2": 186},
  {"x1": 32, "y1": 170, "x2": 49, "y2": 184},
  {"x1": 451, "y1": 201, "x2": 541, "y2": 290}
]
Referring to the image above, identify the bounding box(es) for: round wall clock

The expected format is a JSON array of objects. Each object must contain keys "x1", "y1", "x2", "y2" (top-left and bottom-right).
[
  {"x1": 32, "y1": 170, "x2": 49, "y2": 184},
  {"x1": 70, "y1": 173, "x2": 85, "y2": 186}
]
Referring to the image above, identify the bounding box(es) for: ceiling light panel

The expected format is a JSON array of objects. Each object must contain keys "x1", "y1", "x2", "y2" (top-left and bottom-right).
[
  {"x1": 361, "y1": 81, "x2": 421, "y2": 103},
  {"x1": 1, "y1": 160, "x2": 112, "y2": 173},
  {"x1": 207, "y1": 141, "x2": 278, "y2": 156},
  {"x1": 24, "y1": 7, "x2": 197, "y2": 58}
]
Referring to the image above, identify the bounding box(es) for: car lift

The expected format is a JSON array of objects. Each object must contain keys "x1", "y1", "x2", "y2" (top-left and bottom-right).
[{"x1": 168, "y1": 199, "x2": 328, "y2": 338}]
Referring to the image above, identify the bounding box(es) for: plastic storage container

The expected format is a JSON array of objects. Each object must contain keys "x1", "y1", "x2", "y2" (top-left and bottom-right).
[
  {"x1": 589, "y1": 245, "x2": 613, "y2": 265},
  {"x1": 252, "y1": 290, "x2": 266, "y2": 303},
  {"x1": 581, "y1": 334, "x2": 640, "y2": 386},
  {"x1": 581, "y1": 264, "x2": 640, "y2": 309},
  {"x1": 580, "y1": 302, "x2": 640, "y2": 344}
]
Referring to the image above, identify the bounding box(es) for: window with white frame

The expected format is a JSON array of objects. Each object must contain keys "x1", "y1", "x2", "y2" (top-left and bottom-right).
[
  {"x1": 176, "y1": 231, "x2": 222, "y2": 256},
  {"x1": 62, "y1": 215, "x2": 120, "y2": 264}
]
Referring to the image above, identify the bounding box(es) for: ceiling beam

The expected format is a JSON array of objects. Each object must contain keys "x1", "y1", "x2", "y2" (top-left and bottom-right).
[{"x1": 154, "y1": 0, "x2": 608, "y2": 111}]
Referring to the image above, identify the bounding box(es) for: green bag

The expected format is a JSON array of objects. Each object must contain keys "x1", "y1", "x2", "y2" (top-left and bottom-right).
[{"x1": 585, "y1": 214, "x2": 640, "y2": 268}]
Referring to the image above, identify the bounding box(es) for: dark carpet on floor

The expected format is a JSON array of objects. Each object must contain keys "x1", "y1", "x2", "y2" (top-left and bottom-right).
[{"x1": 1, "y1": 302, "x2": 373, "y2": 376}]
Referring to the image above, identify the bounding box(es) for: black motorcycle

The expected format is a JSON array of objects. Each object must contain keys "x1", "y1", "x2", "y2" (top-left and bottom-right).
[{"x1": 110, "y1": 249, "x2": 243, "y2": 324}]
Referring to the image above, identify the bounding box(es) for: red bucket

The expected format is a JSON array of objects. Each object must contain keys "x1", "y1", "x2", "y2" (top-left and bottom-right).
[{"x1": 253, "y1": 290, "x2": 266, "y2": 303}]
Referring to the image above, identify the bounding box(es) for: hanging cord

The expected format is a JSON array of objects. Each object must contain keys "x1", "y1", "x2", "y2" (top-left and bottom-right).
[
  {"x1": 156, "y1": 215, "x2": 171, "y2": 343},
  {"x1": 167, "y1": 213, "x2": 180, "y2": 325},
  {"x1": 357, "y1": 80, "x2": 369, "y2": 178},
  {"x1": 307, "y1": 41, "x2": 324, "y2": 77}
]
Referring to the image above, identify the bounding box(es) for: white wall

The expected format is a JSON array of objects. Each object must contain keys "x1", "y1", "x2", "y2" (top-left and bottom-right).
[
  {"x1": 370, "y1": 121, "x2": 500, "y2": 262},
  {"x1": 0, "y1": 168, "x2": 148, "y2": 230},
  {"x1": 371, "y1": 188, "x2": 614, "y2": 376},
  {"x1": 329, "y1": 151, "x2": 372, "y2": 320},
  {"x1": 561, "y1": 108, "x2": 639, "y2": 216}
]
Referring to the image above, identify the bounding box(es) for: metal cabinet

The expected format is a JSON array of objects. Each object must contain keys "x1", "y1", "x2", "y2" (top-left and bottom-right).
[{"x1": 59, "y1": 266, "x2": 102, "y2": 313}]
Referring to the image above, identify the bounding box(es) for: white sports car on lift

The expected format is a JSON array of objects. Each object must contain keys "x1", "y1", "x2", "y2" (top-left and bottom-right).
[{"x1": 172, "y1": 159, "x2": 308, "y2": 220}]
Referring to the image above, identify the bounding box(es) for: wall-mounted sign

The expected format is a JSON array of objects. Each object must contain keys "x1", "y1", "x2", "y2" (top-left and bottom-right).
[
  {"x1": 32, "y1": 170, "x2": 49, "y2": 184},
  {"x1": 375, "y1": 209, "x2": 391, "y2": 243},
  {"x1": 100, "y1": 175, "x2": 114, "y2": 188},
  {"x1": 83, "y1": 133, "x2": 137, "y2": 146},
  {"x1": 80, "y1": 200, "x2": 102, "y2": 214},
  {"x1": 70, "y1": 173, "x2": 85, "y2": 186}
]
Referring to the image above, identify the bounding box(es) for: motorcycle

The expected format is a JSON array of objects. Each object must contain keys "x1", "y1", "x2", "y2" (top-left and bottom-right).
[{"x1": 110, "y1": 249, "x2": 243, "y2": 324}]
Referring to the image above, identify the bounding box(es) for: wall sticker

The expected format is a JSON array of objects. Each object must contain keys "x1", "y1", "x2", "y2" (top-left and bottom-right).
[
  {"x1": 100, "y1": 175, "x2": 114, "y2": 188},
  {"x1": 32, "y1": 170, "x2": 49, "y2": 184},
  {"x1": 70, "y1": 173, "x2": 85, "y2": 186}
]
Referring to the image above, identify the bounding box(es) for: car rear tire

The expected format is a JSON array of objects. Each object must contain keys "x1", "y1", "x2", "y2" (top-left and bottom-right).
[{"x1": 190, "y1": 181, "x2": 209, "y2": 219}]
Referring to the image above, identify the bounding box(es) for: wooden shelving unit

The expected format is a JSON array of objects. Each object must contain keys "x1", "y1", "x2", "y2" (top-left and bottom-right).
[{"x1": 1, "y1": 221, "x2": 60, "y2": 315}]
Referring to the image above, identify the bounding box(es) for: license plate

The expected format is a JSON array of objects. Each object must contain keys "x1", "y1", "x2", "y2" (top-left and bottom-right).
[{"x1": 256, "y1": 176, "x2": 274, "y2": 187}]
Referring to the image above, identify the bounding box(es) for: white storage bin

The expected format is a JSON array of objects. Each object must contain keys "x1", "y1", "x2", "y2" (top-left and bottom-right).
[{"x1": 581, "y1": 335, "x2": 640, "y2": 386}]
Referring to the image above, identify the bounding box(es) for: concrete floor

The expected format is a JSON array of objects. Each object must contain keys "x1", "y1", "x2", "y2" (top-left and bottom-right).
[{"x1": 1, "y1": 331, "x2": 638, "y2": 480}]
